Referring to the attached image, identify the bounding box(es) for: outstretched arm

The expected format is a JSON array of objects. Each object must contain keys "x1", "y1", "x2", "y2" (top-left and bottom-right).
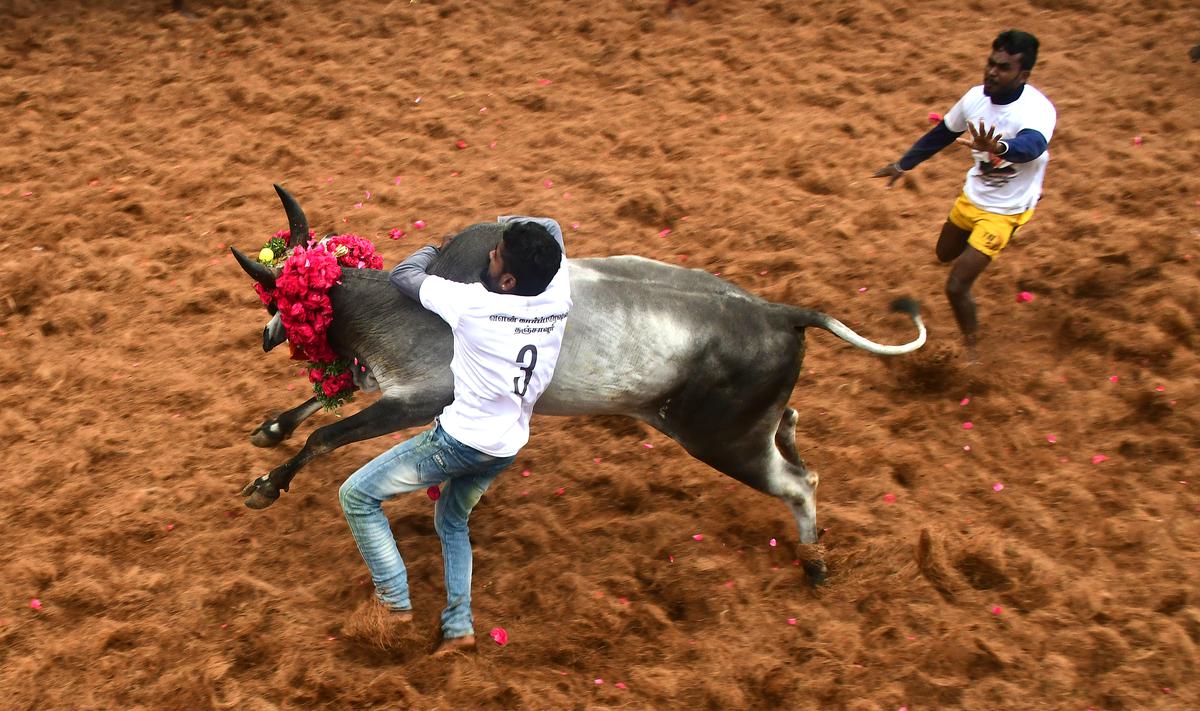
[
  {"x1": 389, "y1": 245, "x2": 440, "y2": 300},
  {"x1": 873, "y1": 121, "x2": 963, "y2": 187}
]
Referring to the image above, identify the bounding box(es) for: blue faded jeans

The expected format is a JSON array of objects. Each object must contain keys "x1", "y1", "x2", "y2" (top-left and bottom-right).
[{"x1": 339, "y1": 424, "x2": 514, "y2": 639}]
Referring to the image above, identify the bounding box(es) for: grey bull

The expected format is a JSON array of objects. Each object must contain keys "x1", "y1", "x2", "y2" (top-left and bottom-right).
[{"x1": 232, "y1": 186, "x2": 927, "y2": 583}]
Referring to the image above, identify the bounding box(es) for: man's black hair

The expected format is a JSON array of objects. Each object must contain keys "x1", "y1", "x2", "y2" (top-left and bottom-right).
[
  {"x1": 500, "y1": 221, "x2": 562, "y2": 296},
  {"x1": 993, "y1": 29, "x2": 1039, "y2": 71}
]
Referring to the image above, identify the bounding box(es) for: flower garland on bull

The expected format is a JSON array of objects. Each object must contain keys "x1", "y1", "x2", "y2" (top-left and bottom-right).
[{"x1": 253, "y1": 229, "x2": 384, "y2": 410}]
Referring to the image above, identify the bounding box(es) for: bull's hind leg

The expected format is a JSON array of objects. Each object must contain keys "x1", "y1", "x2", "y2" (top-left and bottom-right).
[
  {"x1": 676, "y1": 421, "x2": 826, "y2": 585},
  {"x1": 774, "y1": 407, "x2": 801, "y2": 465},
  {"x1": 250, "y1": 397, "x2": 324, "y2": 447}
]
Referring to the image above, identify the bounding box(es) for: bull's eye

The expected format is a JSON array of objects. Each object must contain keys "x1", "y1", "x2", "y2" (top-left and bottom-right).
[{"x1": 267, "y1": 302, "x2": 278, "y2": 316}]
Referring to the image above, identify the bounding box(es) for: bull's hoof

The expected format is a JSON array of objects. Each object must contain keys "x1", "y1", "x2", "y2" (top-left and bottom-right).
[
  {"x1": 241, "y1": 477, "x2": 281, "y2": 509},
  {"x1": 802, "y1": 559, "x2": 828, "y2": 586},
  {"x1": 250, "y1": 421, "x2": 286, "y2": 448}
]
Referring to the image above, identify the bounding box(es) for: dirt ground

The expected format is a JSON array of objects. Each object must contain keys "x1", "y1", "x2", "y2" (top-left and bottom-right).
[{"x1": 1, "y1": 1, "x2": 1197, "y2": 709}]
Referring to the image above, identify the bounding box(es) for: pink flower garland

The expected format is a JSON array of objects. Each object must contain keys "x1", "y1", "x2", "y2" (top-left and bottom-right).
[{"x1": 255, "y1": 231, "x2": 383, "y2": 409}]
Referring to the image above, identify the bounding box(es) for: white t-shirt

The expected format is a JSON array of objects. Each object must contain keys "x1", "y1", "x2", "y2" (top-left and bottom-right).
[
  {"x1": 418, "y1": 228, "x2": 571, "y2": 457},
  {"x1": 944, "y1": 84, "x2": 1056, "y2": 214}
]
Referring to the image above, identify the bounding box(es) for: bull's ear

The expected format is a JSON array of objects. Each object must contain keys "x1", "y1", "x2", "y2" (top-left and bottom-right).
[
  {"x1": 274, "y1": 183, "x2": 310, "y2": 249},
  {"x1": 231, "y1": 246, "x2": 277, "y2": 291}
]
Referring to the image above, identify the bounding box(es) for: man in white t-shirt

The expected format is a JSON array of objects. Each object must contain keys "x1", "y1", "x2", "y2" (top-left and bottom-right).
[
  {"x1": 339, "y1": 216, "x2": 570, "y2": 656},
  {"x1": 873, "y1": 30, "x2": 1056, "y2": 359}
]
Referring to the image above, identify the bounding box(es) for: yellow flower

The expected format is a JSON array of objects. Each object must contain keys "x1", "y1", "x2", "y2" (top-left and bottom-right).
[{"x1": 258, "y1": 247, "x2": 275, "y2": 264}]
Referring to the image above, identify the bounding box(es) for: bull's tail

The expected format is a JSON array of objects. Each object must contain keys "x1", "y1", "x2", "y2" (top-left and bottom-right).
[{"x1": 790, "y1": 297, "x2": 926, "y2": 355}]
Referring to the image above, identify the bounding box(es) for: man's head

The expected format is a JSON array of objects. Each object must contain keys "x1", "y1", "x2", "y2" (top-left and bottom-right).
[
  {"x1": 481, "y1": 221, "x2": 563, "y2": 296},
  {"x1": 984, "y1": 30, "x2": 1038, "y2": 97}
]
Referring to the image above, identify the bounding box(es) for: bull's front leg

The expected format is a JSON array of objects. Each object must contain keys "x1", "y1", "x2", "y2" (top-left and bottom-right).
[
  {"x1": 249, "y1": 396, "x2": 324, "y2": 447},
  {"x1": 241, "y1": 392, "x2": 446, "y2": 509}
]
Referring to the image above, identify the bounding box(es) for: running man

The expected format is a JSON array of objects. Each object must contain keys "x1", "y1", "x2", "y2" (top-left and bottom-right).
[{"x1": 874, "y1": 29, "x2": 1056, "y2": 359}]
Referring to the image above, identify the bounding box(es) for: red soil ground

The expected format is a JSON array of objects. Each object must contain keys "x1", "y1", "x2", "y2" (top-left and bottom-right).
[{"x1": 1, "y1": 1, "x2": 1197, "y2": 708}]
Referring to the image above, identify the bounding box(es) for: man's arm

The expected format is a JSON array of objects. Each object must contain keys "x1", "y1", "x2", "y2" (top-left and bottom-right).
[
  {"x1": 897, "y1": 121, "x2": 963, "y2": 170},
  {"x1": 996, "y1": 128, "x2": 1048, "y2": 163},
  {"x1": 389, "y1": 245, "x2": 440, "y2": 301}
]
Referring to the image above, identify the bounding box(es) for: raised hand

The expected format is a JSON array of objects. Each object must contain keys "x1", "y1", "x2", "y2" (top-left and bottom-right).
[{"x1": 956, "y1": 119, "x2": 1004, "y2": 155}]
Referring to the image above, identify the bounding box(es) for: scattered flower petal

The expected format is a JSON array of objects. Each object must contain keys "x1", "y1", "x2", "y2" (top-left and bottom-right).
[
  {"x1": 393, "y1": 176, "x2": 403, "y2": 185},
  {"x1": 723, "y1": 580, "x2": 734, "y2": 588},
  {"x1": 787, "y1": 617, "x2": 797, "y2": 625},
  {"x1": 1108, "y1": 375, "x2": 1119, "y2": 383},
  {"x1": 593, "y1": 457, "x2": 602, "y2": 464},
  {"x1": 927, "y1": 112, "x2": 942, "y2": 123},
  {"x1": 455, "y1": 139, "x2": 469, "y2": 149},
  {"x1": 543, "y1": 179, "x2": 554, "y2": 189},
  {"x1": 769, "y1": 538, "x2": 777, "y2": 547},
  {"x1": 555, "y1": 487, "x2": 566, "y2": 496},
  {"x1": 963, "y1": 445, "x2": 971, "y2": 452},
  {"x1": 389, "y1": 228, "x2": 406, "y2": 240},
  {"x1": 991, "y1": 605, "x2": 1003, "y2": 615},
  {"x1": 489, "y1": 627, "x2": 509, "y2": 646},
  {"x1": 538, "y1": 78, "x2": 553, "y2": 86},
  {"x1": 668, "y1": 554, "x2": 674, "y2": 563},
  {"x1": 960, "y1": 397, "x2": 970, "y2": 406},
  {"x1": 642, "y1": 442, "x2": 653, "y2": 449},
  {"x1": 857, "y1": 286, "x2": 868, "y2": 293},
  {"x1": 962, "y1": 421, "x2": 974, "y2": 430},
  {"x1": 1132, "y1": 136, "x2": 1143, "y2": 146},
  {"x1": 166, "y1": 523, "x2": 176, "y2": 531},
  {"x1": 413, "y1": 220, "x2": 427, "y2": 229},
  {"x1": 692, "y1": 534, "x2": 704, "y2": 541},
  {"x1": 594, "y1": 678, "x2": 604, "y2": 685},
  {"x1": 1091, "y1": 454, "x2": 1109, "y2": 465},
  {"x1": 570, "y1": 222, "x2": 581, "y2": 230},
  {"x1": 615, "y1": 682, "x2": 627, "y2": 690},
  {"x1": 521, "y1": 469, "x2": 531, "y2": 477},
  {"x1": 882, "y1": 492, "x2": 897, "y2": 504},
  {"x1": 657, "y1": 228, "x2": 672, "y2": 238},
  {"x1": 1046, "y1": 434, "x2": 1057, "y2": 444},
  {"x1": 1016, "y1": 291, "x2": 1034, "y2": 303},
  {"x1": 1155, "y1": 385, "x2": 1165, "y2": 392},
  {"x1": 992, "y1": 482, "x2": 1004, "y2": 492},
  {"x1": 30, "y1": 599, "x2": 43, "y2": 610},
  {"x1": 426, "y1": 486, "x2": 441, "y2": 501}
]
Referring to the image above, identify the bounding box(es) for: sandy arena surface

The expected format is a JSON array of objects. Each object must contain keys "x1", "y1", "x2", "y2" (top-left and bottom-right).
[{"x1": 1, "y1": 1, "x2": 1197, "y2": 708}]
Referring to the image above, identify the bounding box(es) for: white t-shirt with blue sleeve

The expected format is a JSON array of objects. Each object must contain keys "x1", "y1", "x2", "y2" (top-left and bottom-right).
[{"x1": 416, "y1": 217, "x2": 571, "y2": 456}]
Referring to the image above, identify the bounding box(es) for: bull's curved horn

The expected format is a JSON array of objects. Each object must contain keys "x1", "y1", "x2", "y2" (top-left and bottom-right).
[
  {"x1": 273, "y1": 183, "x2": 310, "y2": 248},
  {"x1": 231, "y1": 246, "x2": 277, "y2": 291}
]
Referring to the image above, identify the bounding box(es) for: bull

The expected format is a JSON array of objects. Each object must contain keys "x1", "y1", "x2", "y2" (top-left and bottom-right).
[{"x1": 232, "y1": 186, "x2": 927, "y2": 583}]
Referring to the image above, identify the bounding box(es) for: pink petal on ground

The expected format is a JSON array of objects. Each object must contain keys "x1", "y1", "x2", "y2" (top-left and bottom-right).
[
  {"x1": 488, "y1": 140, "x2": 498, "y2": 149},
  {"x1": 657, "y1": 228, "x2": 672, "y2": 238},
  {"x1": 857, "y1": 286, "x2": 868, "y2": 293},
  {"x1": 882, "y1": 493, "x2": 897, "y2": 504},
  {"x1": 364, "y1": 191, "x2": 371, "y2": 200},
  {"x1": 455, "y1": 140, "x2": 469, "y2": 149},
  {"x1": 426, "y1": 486, "x2": 441, "y2": 501},
  {"x1": 543, "y1": 179, "x2": 554, "y2": 189},
  {"x1": 1155, "y1": 385, "x2": 1165, "y2": 392},
  {"x1": 1016, "y1": 291, "x2": 1034, "y2": 303},
  {"x1": 993, "y1": 482, "x2": 1004, "y2": 492},
  {"x1": 692, "y1": 534, "x2": 704, "y2": 541},
  {"x1": 787, "y1": 617, "x2": 797, "y2": 625},
  {"x1": 1109, "y1": 375, "x2": 1119, "y2": 383},
  {"x1": 991, "y1": 605, "x2": 1003, "y2": 615},
  {"x1": 593, "y1": 457, "x2": 602, "y2": 464},
  {"x1": 555, "y1": 487, "x2": 565, "y2": 496},
  {"x1": 1132, "y1": 136, "x2": 1143, "y2": 146},
  {"x1": 615, "y1": 682, "x2": 627, "y2": 690},
  {"x1": 29, "y1": 599, "x2": 42, "y2": 610},
  {"x1": 1046, "y1": 434, "x2": 1057, "y2": 444},
  {"x1": 960, "y1": 397, "x2": 970, "y2": 406},
  {"x1": 594, "y1": 678, "x2": 604, "y2": 685},
  {"x1": 166, "y1": 523, "x2": 176, "y2": 531},
  {"x1": 927, "y1": 112, "x2": 942, "y2": 123},
  {"x1": 393, "y1": 176, "x2": 403, "y2": 185},
  {"x1": 521, "y1": 469, "x2": 531, "y2": 477},
  {"x1": 723, "y1": 580, "x2": 734, "y2": 588},
  {"x1": 413, "y1": 220, "x2": 427, "y2": 229},
  {"x1": 618, "y1": 597, "x2": 629, "y2": 605},
  {"x1": 668, "y1": 554, "x2": 675, "y2": 563},
  {"x1": 962, "y1": 421, "x2": 974, "y2": 430},
  {"x1": 570, "y1": 222, "x2": 581, "y2": 230},
  {"x1": 489, "y1": 627, "x2": 509, "y2": 646},
  {"x1": 538, "y1": 78, "x2": 553, "y2": 86},
  {"x1": 642, "y1": 442, "x2": 653, "y2": 449},
  {"x1": 389, "y1": 228, "x2": 406, "y2": 240},
  {"x1": 1091, "y1": 454, "x2": 1109, "y2": 464},
  {"x1": 353, "y1": 202, "x2": 363, "y2": 209},
  {"x1": 963, "y1": 445, "x2": 972, "y2": 452},
  {"x1": 769, "y1": 538, "x2": 777, "y2": 547}
]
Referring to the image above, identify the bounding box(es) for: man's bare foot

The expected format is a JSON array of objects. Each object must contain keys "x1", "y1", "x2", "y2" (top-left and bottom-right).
[
  {"x1": 431, "y1": 634, "x2": 476, "y2": 658},
  {"x1": 342, "y1": 598, "x2": 416, "y2": 650}
]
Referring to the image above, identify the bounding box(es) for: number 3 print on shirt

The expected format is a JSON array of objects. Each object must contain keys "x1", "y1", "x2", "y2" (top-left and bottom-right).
[{"x1": 512, "y1": 344, "x2": 538, "y2": 397}]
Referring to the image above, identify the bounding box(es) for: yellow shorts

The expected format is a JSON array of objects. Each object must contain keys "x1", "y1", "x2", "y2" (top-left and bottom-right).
[{"x1": 947, "y1": 193, "x2": 1034, "y2": 258}]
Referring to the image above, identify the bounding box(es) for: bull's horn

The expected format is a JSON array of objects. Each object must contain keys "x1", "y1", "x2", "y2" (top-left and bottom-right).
[
  {"x1": 231, "y1": 246, "x2": 277, "y2": 291},
  {"x1": 273, "y1": 183, "x2": 310, "y2": 248}
]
